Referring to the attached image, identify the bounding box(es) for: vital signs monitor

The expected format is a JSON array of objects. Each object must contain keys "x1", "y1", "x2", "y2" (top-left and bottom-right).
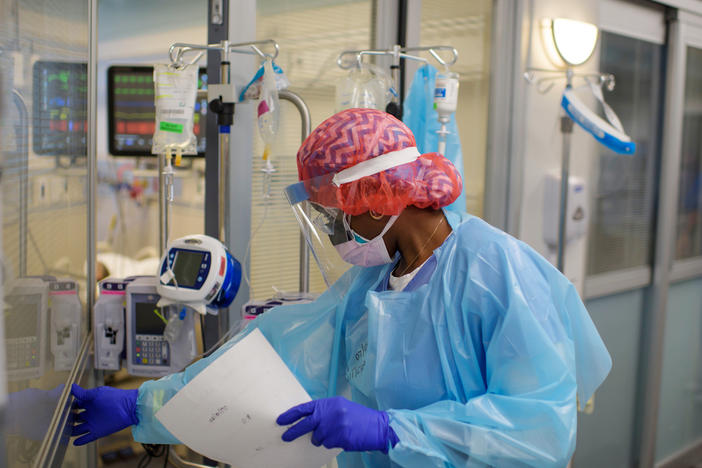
[{"x1": 157, "y1": 234, "x2": 242, "y2": 315}]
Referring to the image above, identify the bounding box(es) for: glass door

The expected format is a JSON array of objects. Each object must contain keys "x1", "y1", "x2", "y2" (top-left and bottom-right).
[{"x1": 0, "y1": 0, "x2": 94, "y2": 466}]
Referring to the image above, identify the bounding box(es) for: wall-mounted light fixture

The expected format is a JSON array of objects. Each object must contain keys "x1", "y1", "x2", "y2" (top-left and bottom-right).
[{"x1": 550, "y1": 18, "x2": 599, "y2": 67}]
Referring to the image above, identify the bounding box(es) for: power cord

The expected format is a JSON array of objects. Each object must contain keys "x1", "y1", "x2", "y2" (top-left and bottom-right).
[{"x1": 137, "y1": 444, "x2": 168, "y2": 468}]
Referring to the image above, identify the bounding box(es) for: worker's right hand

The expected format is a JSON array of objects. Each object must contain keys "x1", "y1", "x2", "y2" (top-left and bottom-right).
[{"x1": 71, "y1": 384, "x2": 139, "y2": 445}]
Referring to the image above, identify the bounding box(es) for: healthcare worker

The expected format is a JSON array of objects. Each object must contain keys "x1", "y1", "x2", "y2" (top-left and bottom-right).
[{"x1": 71, "y1": 109, "x2": 612, "y2": 467}]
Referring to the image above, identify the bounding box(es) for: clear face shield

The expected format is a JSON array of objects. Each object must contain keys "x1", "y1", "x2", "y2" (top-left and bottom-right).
[
  {"x1": 286, "y1": 147, "x2": 424, "y2": 287},
  {"x1": 285, "y1": 178, "x2": 353, "y2": 288}
]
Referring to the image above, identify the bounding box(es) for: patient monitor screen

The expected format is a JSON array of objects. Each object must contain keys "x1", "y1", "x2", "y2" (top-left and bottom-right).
[
  {"x1": 135, "y1": 303, "x2": 166, "y2": 335},
  {"x1": 33, "y1": 61, "x2": 88, "y2": 155},
  {"x1": 172, "y1": 250, "x2": 205, "y2": 287},
  {"x1": 108, "y1": 66, "x2": 207, "y2": 156}
]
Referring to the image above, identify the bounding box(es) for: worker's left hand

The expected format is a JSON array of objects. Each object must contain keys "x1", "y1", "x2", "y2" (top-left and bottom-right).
[
  {"x1": 276, "y1": 396, "x2": 399, "y2": 453},
  {"x1": 71, "y1": 384, "x2": 139, "y2": 445}
]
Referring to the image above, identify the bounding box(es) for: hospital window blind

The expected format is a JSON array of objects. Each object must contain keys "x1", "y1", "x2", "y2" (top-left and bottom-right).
[
  {"x1": 586, "y1": 31, "x2": 663, "y2": 275},
  {"x1": 675, "y1": 47, "x2": 702, "y2": 261}
]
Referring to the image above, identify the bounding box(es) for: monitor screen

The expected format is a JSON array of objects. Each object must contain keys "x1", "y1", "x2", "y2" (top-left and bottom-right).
[
  {"x1": 4, "y1": 294, "x2": 41, "y2": 340},
  {"x1": 172, "y1": 250, "x2": 205, "y2": 288},
  {"x1": 135, "y1": 302, "x2": 167, "y2": 335},
  {"x1": 32, "y1": 61, "x2": 88, "y2": 156},
  {"x1": 108, "y1": 65, "x2": 207, "y2": 156}
]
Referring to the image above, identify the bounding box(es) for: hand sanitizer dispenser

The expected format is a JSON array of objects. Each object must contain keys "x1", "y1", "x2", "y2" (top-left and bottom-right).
[{"x1": 543, "y1": 173, "x2": 588, "y2": 248}]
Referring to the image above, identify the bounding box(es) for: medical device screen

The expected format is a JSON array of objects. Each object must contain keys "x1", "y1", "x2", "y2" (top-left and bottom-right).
[
  {"x1": 135, "y1": 303, "x2": 167, "y2": 335},
  {"x1": 4, "y1": 295, "x2": 40, "y2": 339},
  {"x1": 108, "y1": 66, "x2": 207, "y2": 156},
  {"x1": 172, "y1": 251, "x2": 205, "y2": 288},
  {"x1": 32, "y1": 61, "x2": 88, "y2": 156}
]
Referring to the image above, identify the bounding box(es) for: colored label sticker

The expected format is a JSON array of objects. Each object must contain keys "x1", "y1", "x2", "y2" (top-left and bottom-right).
[{"x1": 159, "y1": 121, "x2": 184, "y2": 133}]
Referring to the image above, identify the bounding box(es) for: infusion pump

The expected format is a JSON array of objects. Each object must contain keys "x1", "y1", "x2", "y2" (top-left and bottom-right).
[
  {"x1": 94, "y1": 279, "x2": 127, "y2": 371},
  {"x1": 49, "y1": 279, "x2": 82, "y2": 372},
  {"x1": 94, "y1": 276, "x2": 196, "y2": 377},
  {"x1": 4, "y1": 276, "x2": 83, "y2": 381},
  {"x1": 94, "y1": 235, "x2": 241, "y2": 377},
  {"x1": 126, "y1": 276, "x2": 195, "y2": 377},
  {"x1": 5, "y1": 278, "x2": 49, "y2": 381}
]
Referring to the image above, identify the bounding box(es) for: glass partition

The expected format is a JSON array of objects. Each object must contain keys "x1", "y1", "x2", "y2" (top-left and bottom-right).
[{"x1": 0, "y1": 0, "x2": 92, "y2": 465}]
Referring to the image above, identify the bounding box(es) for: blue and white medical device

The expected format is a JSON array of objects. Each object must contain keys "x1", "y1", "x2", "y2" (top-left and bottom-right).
[
  {"x1": 561, "y1": 85, "x2": 636, "y2": 155},
  {"x1": 157, "y1": 234, "x2": 242, "y2": 315}
]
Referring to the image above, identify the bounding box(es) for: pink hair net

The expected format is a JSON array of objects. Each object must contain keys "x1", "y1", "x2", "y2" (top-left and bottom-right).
[{"x1": 297, "y1": 108, "x2": 463, "y2": 216}]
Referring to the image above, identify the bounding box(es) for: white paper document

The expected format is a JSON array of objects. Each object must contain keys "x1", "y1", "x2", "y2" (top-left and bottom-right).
[{"x1": 156, "y1": 328, "x2": 341, "y2": 468}]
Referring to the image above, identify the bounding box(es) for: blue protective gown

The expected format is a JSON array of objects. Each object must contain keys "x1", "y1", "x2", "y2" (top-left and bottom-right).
[{"x1": 133, "y1": 210, "x2": 611, "y2": 468}]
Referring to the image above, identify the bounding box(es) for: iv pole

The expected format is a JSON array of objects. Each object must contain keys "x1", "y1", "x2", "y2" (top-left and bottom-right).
[
  {"x1": 164, "y1": 39, "x2": 279, "y2": 252},
  {"x1": 558, "y1": 70, "x2": 575, "y2": 273},
  {"x1": 167, "y1": 41, "x2": 314, "y2": 294}
]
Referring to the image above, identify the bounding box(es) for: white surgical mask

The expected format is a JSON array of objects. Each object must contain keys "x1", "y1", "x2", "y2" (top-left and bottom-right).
[{"x1": 334, "y1": 215, "x2": 398, "y2": 267}]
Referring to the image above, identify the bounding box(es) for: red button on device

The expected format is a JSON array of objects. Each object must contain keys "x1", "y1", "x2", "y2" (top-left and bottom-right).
[{"x1": 219, "y1": 257, "x2": 225, "y2": 275}]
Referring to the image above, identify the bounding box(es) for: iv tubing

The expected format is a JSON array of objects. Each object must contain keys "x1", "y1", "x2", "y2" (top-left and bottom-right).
[
  {"x1": 158, "y1": 151, "x2": 169, "y2": 252},
  {"x1": 437, "y1": 122, "x2": 449, "y2": 157}
]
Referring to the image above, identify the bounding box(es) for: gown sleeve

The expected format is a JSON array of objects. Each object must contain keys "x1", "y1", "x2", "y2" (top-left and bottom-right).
[{"x1": 386, "y1": 237, "x2": 612, "y2": 468}]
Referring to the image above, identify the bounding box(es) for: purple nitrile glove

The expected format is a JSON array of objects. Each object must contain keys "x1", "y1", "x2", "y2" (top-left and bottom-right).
[
  {"x1": 276, "y1": 396, "x2": 399, "y2": 453},
  {"x1": 70, "y1": 384, "x2": 139, "y2": 446}
]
